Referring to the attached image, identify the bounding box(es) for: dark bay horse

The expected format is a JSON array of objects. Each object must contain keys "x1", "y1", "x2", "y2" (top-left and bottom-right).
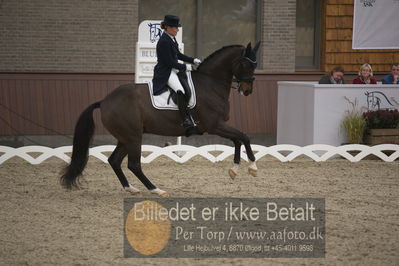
[{"x1": 61, "y1": 42, "x2": 260, "y2": 196}]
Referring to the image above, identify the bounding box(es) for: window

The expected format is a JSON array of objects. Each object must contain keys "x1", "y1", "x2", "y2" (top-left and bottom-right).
[
  {"x1": 139, "y1": 0, "x2": 258, "y2": 60},
  {"x1": 295, "y1": 0, "x2": 321, "y2": 70}
]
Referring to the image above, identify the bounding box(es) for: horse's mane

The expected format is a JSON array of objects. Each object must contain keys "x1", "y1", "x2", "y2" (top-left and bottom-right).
[{"x1": 197, "y1": 45, "x2": 244, "y2": 70}]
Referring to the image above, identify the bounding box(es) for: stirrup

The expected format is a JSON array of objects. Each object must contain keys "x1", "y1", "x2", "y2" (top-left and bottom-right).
[
  {"x1": 184, "y1": 126, "x2": 202, "y2": 137},
  {"x1": 182, "y1": 115, "x2": 197, "y2": 128}
]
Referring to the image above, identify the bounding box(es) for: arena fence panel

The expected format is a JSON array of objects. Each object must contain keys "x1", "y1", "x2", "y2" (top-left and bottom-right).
[{"x1": 0, "y1": 144, "x2": 398, "y2": 164}]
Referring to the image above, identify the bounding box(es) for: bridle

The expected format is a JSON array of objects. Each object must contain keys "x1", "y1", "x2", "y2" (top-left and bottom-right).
[{"x1": 231, "y1": 55, "x2": 257, "y2": 94}]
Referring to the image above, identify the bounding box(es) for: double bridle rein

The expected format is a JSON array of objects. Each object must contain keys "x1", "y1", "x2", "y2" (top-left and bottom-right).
[{"x1": 194, "y1": 53, "x2": 257, "y2": 94}]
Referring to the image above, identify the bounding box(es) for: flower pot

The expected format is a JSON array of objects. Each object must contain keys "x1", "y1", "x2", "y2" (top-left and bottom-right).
[{"x1": 364, "y1": 128, "x2": 399, "y2": 145}]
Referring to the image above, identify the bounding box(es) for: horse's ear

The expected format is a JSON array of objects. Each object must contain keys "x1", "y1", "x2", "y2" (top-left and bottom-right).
[
  {"x1": 245, "y1": 42, "x2": 252, "y2": 56},
  {"x1": 253, "y1": 41, "x2": 261, "y2": 55}
]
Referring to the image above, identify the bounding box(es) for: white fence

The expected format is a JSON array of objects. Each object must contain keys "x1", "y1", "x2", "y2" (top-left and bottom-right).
[{"x1": 0, "y1": 144, "x2": 398, "y2": 164}]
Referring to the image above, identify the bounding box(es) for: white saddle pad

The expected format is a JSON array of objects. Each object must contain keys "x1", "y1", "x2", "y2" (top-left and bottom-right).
[{"x1": 148, "y1": 71, "x2": 196, "y2": 110}]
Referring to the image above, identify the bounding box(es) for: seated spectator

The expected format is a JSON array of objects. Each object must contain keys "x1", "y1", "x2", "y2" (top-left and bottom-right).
[
  {"x1": 382, "y1": 62, "x2": 399, "y2": 84},
  {"x1": 319, "y1": 66, "x2": 345, "y2": 84},
  {"x1": 352, "y1": 63, "x2": 377, "y2": 84}
]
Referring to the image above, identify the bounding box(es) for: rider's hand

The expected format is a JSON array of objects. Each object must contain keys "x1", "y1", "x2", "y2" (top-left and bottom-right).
[
  {"x1": 185, "y1": 64, "x2": 193, "y2": 71},
  {"x1": 194, "y1": 58, "x2": 202, "y2": 66}
]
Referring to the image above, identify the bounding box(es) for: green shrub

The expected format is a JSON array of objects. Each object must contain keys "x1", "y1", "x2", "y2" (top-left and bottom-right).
[{"x1": 342, "y1": 97, "x2": 366, "y2": 144}]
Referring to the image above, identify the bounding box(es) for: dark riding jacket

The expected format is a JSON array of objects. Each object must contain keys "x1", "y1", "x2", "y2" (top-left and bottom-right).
[{"x1": 152, "y1": 32, "x2": 194, "y2": 95}]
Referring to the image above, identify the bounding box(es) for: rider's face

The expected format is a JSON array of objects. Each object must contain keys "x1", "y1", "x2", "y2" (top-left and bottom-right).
[{"x1": 165, "y1": 26, "x2": 179, "y2": 37}]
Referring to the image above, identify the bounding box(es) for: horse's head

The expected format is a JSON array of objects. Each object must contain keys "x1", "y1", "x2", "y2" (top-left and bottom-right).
[
  {"x1": 196, "y1": 42, "x2": 261, "y2": 96},
  {"x1": 232, "y1": 42, "x2": 260, "y2": 96}
]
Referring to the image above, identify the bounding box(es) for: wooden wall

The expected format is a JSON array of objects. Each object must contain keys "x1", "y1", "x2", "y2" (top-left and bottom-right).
[
  {"x1": 0, "y1": 74, "x2": 130, "y2": 136},
  {"x1": 0, "y1": 72, "x2": 388, "y2": 137},
  {"x1": 0, "y1": 73, "x2": 327, "y2": 137},
  {"x1": 323, "y1": 0, "x2": 399, "y2": 72}
]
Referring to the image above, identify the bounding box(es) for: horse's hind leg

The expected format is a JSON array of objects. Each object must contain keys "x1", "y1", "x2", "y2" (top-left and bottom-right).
[
  {"x1": 108, "y1": 142, "x2": 140, "y2": 194},
  {"x1": 126, "y1": 140, "x2": 168, "y2": 197}
]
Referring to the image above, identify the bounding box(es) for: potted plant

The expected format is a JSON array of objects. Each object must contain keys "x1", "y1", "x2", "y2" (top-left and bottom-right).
[
  {"x1": 342, "y1": 97, "x2": 367, "y2": 144},
  {"x1": 363, "y1": 109, "x2": 399, "y2": 145}
]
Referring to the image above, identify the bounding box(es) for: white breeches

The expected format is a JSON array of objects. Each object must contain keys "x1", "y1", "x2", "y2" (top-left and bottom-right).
[{"x1": 167, "y1": 69, "x2": 185, "y2": 93}]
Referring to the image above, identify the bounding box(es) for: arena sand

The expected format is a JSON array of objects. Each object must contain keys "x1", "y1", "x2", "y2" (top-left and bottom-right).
[{"x1": 0, "y1": 156, "x2": 398, "y2": 265}]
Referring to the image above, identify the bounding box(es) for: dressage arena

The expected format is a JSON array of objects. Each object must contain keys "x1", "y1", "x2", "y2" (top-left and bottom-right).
[{"x1": 0, "y1": 150, "x2": 398, "y2": 266}]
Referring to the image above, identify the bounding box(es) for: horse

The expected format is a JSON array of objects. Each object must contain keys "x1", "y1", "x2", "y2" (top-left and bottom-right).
[{"x1": 60, "y1": 42, "x2": 261, "y2": 196}]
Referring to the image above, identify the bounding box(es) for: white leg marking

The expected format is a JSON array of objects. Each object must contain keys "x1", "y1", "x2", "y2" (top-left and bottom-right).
[
  {"x1": 124, "y1": 183, "x2": 140, "y2": 194},
  {"x1": 150, "y1": 188, "x2": 169, "y2": 197},
  {"x1": 229, "y1": 163, "x2": 240, "y2": 179},
  {"x1": 248, "y1": 161, "x2": 257, "y2": 177}
]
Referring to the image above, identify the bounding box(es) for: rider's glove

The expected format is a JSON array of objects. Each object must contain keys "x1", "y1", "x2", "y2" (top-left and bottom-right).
[{"x1": 194, "y1": 58, "x2": 202, "y2": 66}]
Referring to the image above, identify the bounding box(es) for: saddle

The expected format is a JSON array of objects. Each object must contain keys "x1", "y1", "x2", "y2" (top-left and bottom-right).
[{"x1": 148, "y1": 71, "x2": 196, "y2": 111}]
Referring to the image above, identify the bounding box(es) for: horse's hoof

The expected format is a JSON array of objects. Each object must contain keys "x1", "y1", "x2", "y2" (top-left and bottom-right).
[
  {"x1": 124, "y1": 184, "x2": 140, "y2": 194},
  {"x1": 229, "y1": 164, "x2": 239, "y2": 180},
  {"x1": 159, "y1": 192, "x2": 169, "y2": 198},
  {"x1": 229, "y1": 168, "x2": 237, "y2": 179},
  {"x1": 150, "y1": 188, "x2": 169, "y2": 197},
  {"x1": 248, "y1": 167, "x2": 257, "y2": 177}
]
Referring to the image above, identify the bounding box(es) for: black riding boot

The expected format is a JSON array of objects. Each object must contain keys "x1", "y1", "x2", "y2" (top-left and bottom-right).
[{"x1": 176, "y1": 91, "x2": 200, "y2": 137}]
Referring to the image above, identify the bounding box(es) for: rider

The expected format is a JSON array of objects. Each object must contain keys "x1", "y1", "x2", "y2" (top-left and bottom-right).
[{"x1": 152, "y1": 14, "x2": 202, "y2": 137}]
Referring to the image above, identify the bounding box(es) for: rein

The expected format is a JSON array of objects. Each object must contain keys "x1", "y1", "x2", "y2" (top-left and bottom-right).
[
  {"x1": 194, "y1": 70, "x2": 246, "y2": 93},
  {"x1": 194, "y1": 70, "x2": 232, "y2": 86},
  {"x1": 193, "y1": 70, "x2": 234, "y2": 100},
  {"x1": 195, "y1": 55, "x2": 257, "y2": 92}
]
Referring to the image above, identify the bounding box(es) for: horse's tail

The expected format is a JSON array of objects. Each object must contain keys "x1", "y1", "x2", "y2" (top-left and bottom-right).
[{"x1": 60, "y1": 101, "x2": 101, "y2": 189}]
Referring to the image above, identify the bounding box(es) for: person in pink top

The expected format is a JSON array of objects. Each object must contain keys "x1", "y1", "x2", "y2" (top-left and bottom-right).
[{"x1": 352, "y1": 63, "x2": 377, "y2": 84}]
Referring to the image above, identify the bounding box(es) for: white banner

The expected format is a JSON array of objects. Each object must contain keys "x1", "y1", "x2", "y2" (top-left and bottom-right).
[
  {"x1": 352, "y1": 0, "x2": 399, "y2": 49},
  {"x1": 135, "y1": 20, "x2": 184, "y2": 83}
]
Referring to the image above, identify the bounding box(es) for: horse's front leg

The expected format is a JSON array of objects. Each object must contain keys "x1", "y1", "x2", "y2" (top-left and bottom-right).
[
  {"x1": 228, "y1": 139, "x2": 242, "y2": 179},
  {"x1": 211, "y1": 123, "x2": 257, "y2": 178}
]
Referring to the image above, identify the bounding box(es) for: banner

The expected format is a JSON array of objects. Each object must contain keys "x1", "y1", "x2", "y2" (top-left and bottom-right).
[
  {"x1": 135, "y1": 20, "x2": 184, "y2": 83},
  {"x1": 123, "y1": 198, "x2": 325, "y2": 258},
  {"x1": 352, "y1": 0, "x2": 399, "y2": 49}
]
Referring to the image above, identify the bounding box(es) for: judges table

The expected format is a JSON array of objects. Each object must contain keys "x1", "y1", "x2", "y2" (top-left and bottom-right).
[{"x1": 277, "y1": 82, "x2": 399, "y2": 146}]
